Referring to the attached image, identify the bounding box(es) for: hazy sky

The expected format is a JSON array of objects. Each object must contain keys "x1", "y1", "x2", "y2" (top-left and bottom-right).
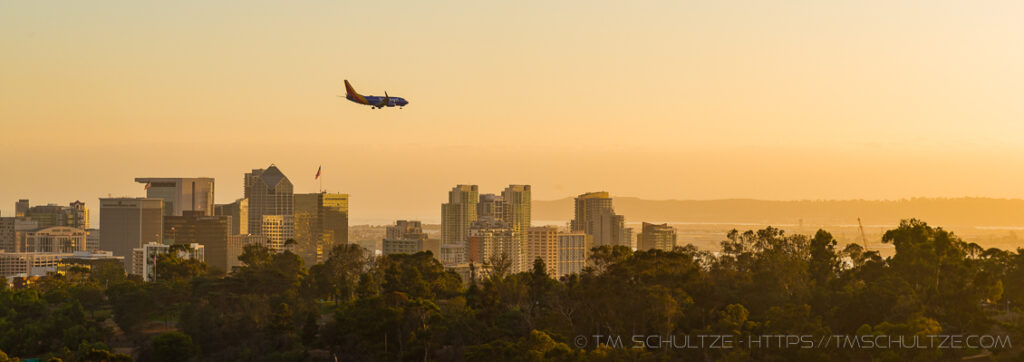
[{"x1": 2, "y1": 1, "x2": 1024, "y2": 224}]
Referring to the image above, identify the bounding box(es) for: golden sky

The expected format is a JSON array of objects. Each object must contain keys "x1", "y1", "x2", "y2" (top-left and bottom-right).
[{"x1": 2, "y1": 1, "x2": 1024, "y2": 224}]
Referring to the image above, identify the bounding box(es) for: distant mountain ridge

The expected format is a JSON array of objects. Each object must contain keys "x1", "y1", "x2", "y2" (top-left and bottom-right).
[{"x1": 532, "y1": 197, "x2": 1024, "y2": 227}]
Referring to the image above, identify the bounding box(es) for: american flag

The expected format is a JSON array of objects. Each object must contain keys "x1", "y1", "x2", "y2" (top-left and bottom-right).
[{"x1": 315, "y1": 166, "x2": 322, "y2": 180}]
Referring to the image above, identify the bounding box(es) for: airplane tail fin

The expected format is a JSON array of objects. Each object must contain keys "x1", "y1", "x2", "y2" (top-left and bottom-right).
[{"x1": 344, "y1": 80, "x2": 360, "y2": 97}]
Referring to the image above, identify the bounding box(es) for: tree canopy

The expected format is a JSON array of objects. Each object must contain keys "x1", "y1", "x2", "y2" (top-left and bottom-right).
[{"x1": 2, "y1": 219, "x2": 1023, "y2": 360}]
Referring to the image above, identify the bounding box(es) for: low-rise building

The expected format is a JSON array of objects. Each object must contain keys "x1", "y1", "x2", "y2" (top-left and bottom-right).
[
  {"x1": 637, "y1": 222, "x2": 677, "y2": 251},
  {"x1": 1, "y1": 250, "x2": 124, "y2": 278},
  {"x1": 57, "y1": 251, "x2": 125, "y2": 277},
  {"x1": 23, "y1": 226, "x2": 87, "y2": 253},
  {"x1": 131, "y1": 242, "x2": 204, "y2": 282},
  {"x1": 383, "y1": 238, "x2": 423, "y2": 256},
  {"x1": 450, "y1": 262, "x2": 491, "y2": 285},
  {"x1": 0, "y1": 252, "x2": 69, "y2": 277},
  {"x1": 227, "y1": 234, "x2": 265, "y2": 272},
  {"x1": 382, "y1": 220, "x2": 439, "y2": 257}
]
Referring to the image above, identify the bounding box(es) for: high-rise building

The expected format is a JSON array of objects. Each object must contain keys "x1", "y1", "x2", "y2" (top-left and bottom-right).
[
  {"x1": 294, "y1": 192, "x2": 349, "y2": 265},
  {"x1": 467, "y1": 220, "x2": 522, "y2": 272},
  {"x1": 293, "y1": 209, "x2": 315, "y2": 261},
  {"x1": 382, "y1": 220, "x2": 434, "y2": 256},
  {"x1": 440, "y1": 244, "x2": 466, "y2": 267},
  {"x1": 557, "y1": 232, "x2": 592, "y2": 277},
  {"x1": 383, "y1": 238, "x2": 425, "y2": 256},
  {"x1": 502, "y1": 185, "x2": 531, "y2": 271},
  {"x1": 386, "y1": 220, "x2": 427, "y2": 240},
  {"x1": 16, "y1": 200, "x2": 89, "y2": 229},
  {"x1": 441, "y1": 185, "x2": 478, "y2": 245},
  {"x1": 245, "y1": 166, "x2": 294, "y2": 244},
  {"x1": 526, "y1": 226, "x2": 559, "y2": 276},
  {"x1": 99, "y1": 197, "x2": 164, "y2": 269},
  {"x1": 69, "y1": 201, "x2": 89, "y2": 229},
  {"x1": 0, "y1": 217, "x2": 38, "y2": 252},
  {"x1": 164, "y1": 211, "x2": 231, "y2": 271},
  {"x1": 135, "y1": 178, "x2": 215, "y2": 217},
  {"x1": 15, "y1": 200, "x2": 29, "y2": 217},
  {"x1": 501, "y1": 184, "x2": 531, "y2": 240},
  {"x1": 570, "y1": 192, "x2": 627, "y2": 248},
  {"x1": 423, "y1": 238, "x2": 441, "y2": 258},
  {"x1": 637, "y1": 222, "x2": 677, "y2": 251},
  {"x1": 476, "y1": 194, "x2": 506, "y2": 223},
  {"x1": 260, "y1": 215, "x2": 293, "y2": 252},
  {"x1": 214, "y1": 198, "x2": 248, "y2": 235},
  {"x1": 85, "y1": 228, "x2": 100, "y2": 252}
]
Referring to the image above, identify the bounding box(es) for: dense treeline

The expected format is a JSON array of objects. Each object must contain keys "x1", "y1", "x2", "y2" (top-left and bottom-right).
[{"x1": 2, "y1": 219, "x2": 1024, "y2": 360}]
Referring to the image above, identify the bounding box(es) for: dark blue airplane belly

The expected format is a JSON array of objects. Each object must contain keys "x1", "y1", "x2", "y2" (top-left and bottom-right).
[{"x1": 363, "y1": 96, "x2": 406, "y2": 106}]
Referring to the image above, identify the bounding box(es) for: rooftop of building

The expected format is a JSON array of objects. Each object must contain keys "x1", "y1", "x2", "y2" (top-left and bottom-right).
[{"x1": 577, "y1": 191, "x2": 611, "y2": 199}]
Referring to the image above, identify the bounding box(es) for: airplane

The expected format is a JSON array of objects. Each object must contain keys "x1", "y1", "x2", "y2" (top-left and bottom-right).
[{"x1": 341, "y1": 80, "x2": 409, "y2": 109}]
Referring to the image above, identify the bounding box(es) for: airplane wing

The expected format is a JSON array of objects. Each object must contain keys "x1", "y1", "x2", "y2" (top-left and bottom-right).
[{"x1": 370, "y1": 93, "x2": 388, "y2": 108}]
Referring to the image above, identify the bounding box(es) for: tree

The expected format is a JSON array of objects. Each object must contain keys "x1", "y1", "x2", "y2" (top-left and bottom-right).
[
  {"x1": 312, "y1": 244, "x2": 366, "y2": 303},
  {"x1": 238, "y1": 243, "x2": 273, "y2": 268},
  {"x1": 154, "y1": 251, "x2": 208, "y2": 281},
  {"x1": 150, "y1": 332, "x2": 197, "y2": 362},
  {"x1": 105, "y1": 281, "x2": 154, "y2": 338},
  {"x1": 588, "y1": 245, "x2": 632, "y2": 274}
]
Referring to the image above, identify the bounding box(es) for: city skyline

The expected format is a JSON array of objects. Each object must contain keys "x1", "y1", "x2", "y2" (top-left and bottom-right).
[
  {"x1": 5, "y1": 1, "x2": 1024, "y2": 224},
  {"x1": 4, "y1": 2, "x2": 1022, "y2": 360},
  {"x1": 13, "y1": 165, "x2": 1024, "y2": 228}
]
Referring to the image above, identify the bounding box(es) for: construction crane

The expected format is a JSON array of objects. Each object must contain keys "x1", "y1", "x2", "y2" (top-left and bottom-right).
[{"x1": 858, "y1": 217, "x2": 869, "y2": 250}]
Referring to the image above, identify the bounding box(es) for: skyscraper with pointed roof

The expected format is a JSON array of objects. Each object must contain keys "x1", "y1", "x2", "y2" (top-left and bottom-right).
[{"x1": 245, "y1": 165, "x2": 294, "y2": 250}]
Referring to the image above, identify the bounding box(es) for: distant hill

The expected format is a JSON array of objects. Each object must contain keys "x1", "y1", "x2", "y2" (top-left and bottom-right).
[{"x1": 532, "y1": 197, "x2": 1024, "y2": 227}]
